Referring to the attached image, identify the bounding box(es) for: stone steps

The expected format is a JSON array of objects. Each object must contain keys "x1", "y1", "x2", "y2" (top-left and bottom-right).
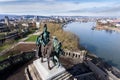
[
  {"x1": 25, "y1": 68, "x2": 30, "y2": 80},
  {"x1": 25, "y1": 64, "x2": 42, "y2": 80},
  {"x1": 30, "y1": 64, "x2": 42, "y2": 80},
  {"x1": 52, "y1": 71, "x2": 73, "y2": 80},
  {"x1": 25, "y1": 63, "x2": 74, "y2": 80}
]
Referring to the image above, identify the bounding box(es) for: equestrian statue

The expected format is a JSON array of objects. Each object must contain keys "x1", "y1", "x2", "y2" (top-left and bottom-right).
[{"x1": 36, "y1": 24, "x2": 64, "y2": 70}]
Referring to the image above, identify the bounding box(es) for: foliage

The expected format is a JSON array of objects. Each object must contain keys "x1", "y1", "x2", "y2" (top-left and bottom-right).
[
  {"x1": 0, "y1": 50, "x2": 20, "y2": 61},
  {"x1": 0, "y1": 39, "x2": 15, "y2": 52},
  {"x1": 0, "y1": 33, "x2": 5, "y2": 39},
  {"x1": 0, "y1": 44, "x2": 12, "y2": 52}
]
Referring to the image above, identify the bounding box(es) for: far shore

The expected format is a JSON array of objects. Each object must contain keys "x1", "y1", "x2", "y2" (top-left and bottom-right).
[{"x1": 95, "y1": 25, "x2": 120, "y2": 32}]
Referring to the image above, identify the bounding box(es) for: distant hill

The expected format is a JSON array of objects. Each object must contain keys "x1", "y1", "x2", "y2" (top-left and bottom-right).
[
  {"x1": 0, "y1": 14, "x2": 51, "y2": 19},
  {"x1": 0, "y1": 14, "x2": 21, "y2": 19}
]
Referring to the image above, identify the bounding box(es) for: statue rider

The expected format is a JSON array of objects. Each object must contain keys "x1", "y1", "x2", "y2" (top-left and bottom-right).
[
  {"x1": 41, "y1": 24, "x2": 50, "y2": 46},
  {"x1": 36, "y1": 24, "x2": 50, "y2": 58}
]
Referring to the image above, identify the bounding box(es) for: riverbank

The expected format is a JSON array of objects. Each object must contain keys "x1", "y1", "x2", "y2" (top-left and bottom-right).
[
  {"x1": 65, "y1": 22, "x2": 120, "y2": 70},
  {"x1": 95, "y1": 24, "x2": 120, "y2": 32},
  {"x1": 64, "y1": 22, "x2": 120, "y2": 76}
]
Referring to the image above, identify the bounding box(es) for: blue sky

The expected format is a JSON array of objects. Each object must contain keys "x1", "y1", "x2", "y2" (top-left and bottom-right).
[{"x1": 0, "y1": 0, "x2": 120, "y2": 16}]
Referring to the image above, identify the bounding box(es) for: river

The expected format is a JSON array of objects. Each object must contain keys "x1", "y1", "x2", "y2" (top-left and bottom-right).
[{"x1": 64, "y1": 22, "x2": 120, "y2": 69}]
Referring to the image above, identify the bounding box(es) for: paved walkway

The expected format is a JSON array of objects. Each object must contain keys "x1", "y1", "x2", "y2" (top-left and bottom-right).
[{"x1": 0, "y1": 31, "x2": 40, "y2": 56}]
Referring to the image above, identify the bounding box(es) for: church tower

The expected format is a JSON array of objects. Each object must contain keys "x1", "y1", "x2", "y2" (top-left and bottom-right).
[{"x1": 4, "y1": 16, "x2": 10, "y2": 26}]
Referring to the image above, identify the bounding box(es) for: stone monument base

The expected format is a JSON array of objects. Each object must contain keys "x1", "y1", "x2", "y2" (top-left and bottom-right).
[{"x1": 33, "y1": 58, "x2": 66, "y2": 80}]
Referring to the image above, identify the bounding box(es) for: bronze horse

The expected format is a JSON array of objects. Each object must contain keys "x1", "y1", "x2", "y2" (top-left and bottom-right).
[{"x1": 38, "y1": 40, "x2": 63, "y2": 70}]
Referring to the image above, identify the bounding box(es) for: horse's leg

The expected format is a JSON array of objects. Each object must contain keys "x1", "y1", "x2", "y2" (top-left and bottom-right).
[
  {"x1": 41, "y1": 57, "x2": 43, "y2": 63},
  {"x1": 39, "y1": 44, "x2": 42, "y2": 58},
  {"x1": 41, "y1": 45, "x2": 44, "y2": 63},
  {"x1": 47, "y1": 57, "x2": 51, "y2": 70},
  {"x1": 57, "y1": 58, "x2": 61, "y2": 67},
  {"x1": 52, "y1": 56, "x2": 57, "y2": 66},
  {"x1": 41, "y1": 53, "x2": 44, "y2": 63},
  {"x1": 36, "y1": 45, "x2": 39, "y2": 58},
  {"x1": 56, "y1": 54, "x2": 61, "y2": 67}
]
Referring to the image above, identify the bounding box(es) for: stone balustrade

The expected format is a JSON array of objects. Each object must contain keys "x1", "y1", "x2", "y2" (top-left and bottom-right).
[{"x1": 64, "y1": 50, "x2": 87, "y2": 61}]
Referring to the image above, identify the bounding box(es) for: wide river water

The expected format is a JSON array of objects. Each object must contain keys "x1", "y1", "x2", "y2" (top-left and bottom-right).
[{"x1": 64, "y1": 22, "x2": 120, "y2": 69}]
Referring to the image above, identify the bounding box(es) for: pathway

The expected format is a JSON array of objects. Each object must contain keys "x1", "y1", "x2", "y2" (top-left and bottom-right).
[{"x1": 0, "y1": 31, "x2": 40, "y2": 56}]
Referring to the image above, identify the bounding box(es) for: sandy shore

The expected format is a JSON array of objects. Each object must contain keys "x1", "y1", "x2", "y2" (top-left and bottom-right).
[{"x1": 95, "y1": 25, "x2": 120, "y2": 32}]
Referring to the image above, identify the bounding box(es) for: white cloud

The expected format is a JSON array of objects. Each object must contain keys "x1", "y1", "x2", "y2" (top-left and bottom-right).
[
  {"x1": 0, "y1": 1, "x2": 119, "y2": 16},
  {"x1": 44, "y1": 0, "x2": 55, "y2": 1},
  {"x1": 0, "y1": 0, "x2": 17, "y2": 2}
]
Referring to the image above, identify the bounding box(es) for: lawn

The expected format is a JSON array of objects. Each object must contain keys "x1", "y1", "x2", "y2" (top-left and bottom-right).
[
  {"x1": 0, "y1": 51, "x2": 14, "y2": 61},
  {"x1": 0, "y1": 43, "x2": 36, "y2": 61},
  {"x1": 0, "y1": 44, "x2": 13, "y2": 61},
  {"x1": 0, "y1": 43, "x2": 13, "y2": 52},
  {"x1": 0, "y1": 31, "x2": 37, "y2": 61},
  {"x1": 25, "y1": 35, "x2": 38, "y2": 42}
]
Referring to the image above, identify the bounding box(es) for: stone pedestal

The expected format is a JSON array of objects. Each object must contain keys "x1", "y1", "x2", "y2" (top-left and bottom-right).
[{"x1": 33, "y1": 58, "x2": 66, "y2": 80}]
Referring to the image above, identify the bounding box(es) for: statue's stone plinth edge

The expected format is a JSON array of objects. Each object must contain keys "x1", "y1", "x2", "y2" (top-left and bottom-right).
[
  {"x1": 33, "y1": 58, "x2": 66, "y2": 80},
  {"x1": 25, "y1": 58, "x2": 74, "y2": 80}
]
